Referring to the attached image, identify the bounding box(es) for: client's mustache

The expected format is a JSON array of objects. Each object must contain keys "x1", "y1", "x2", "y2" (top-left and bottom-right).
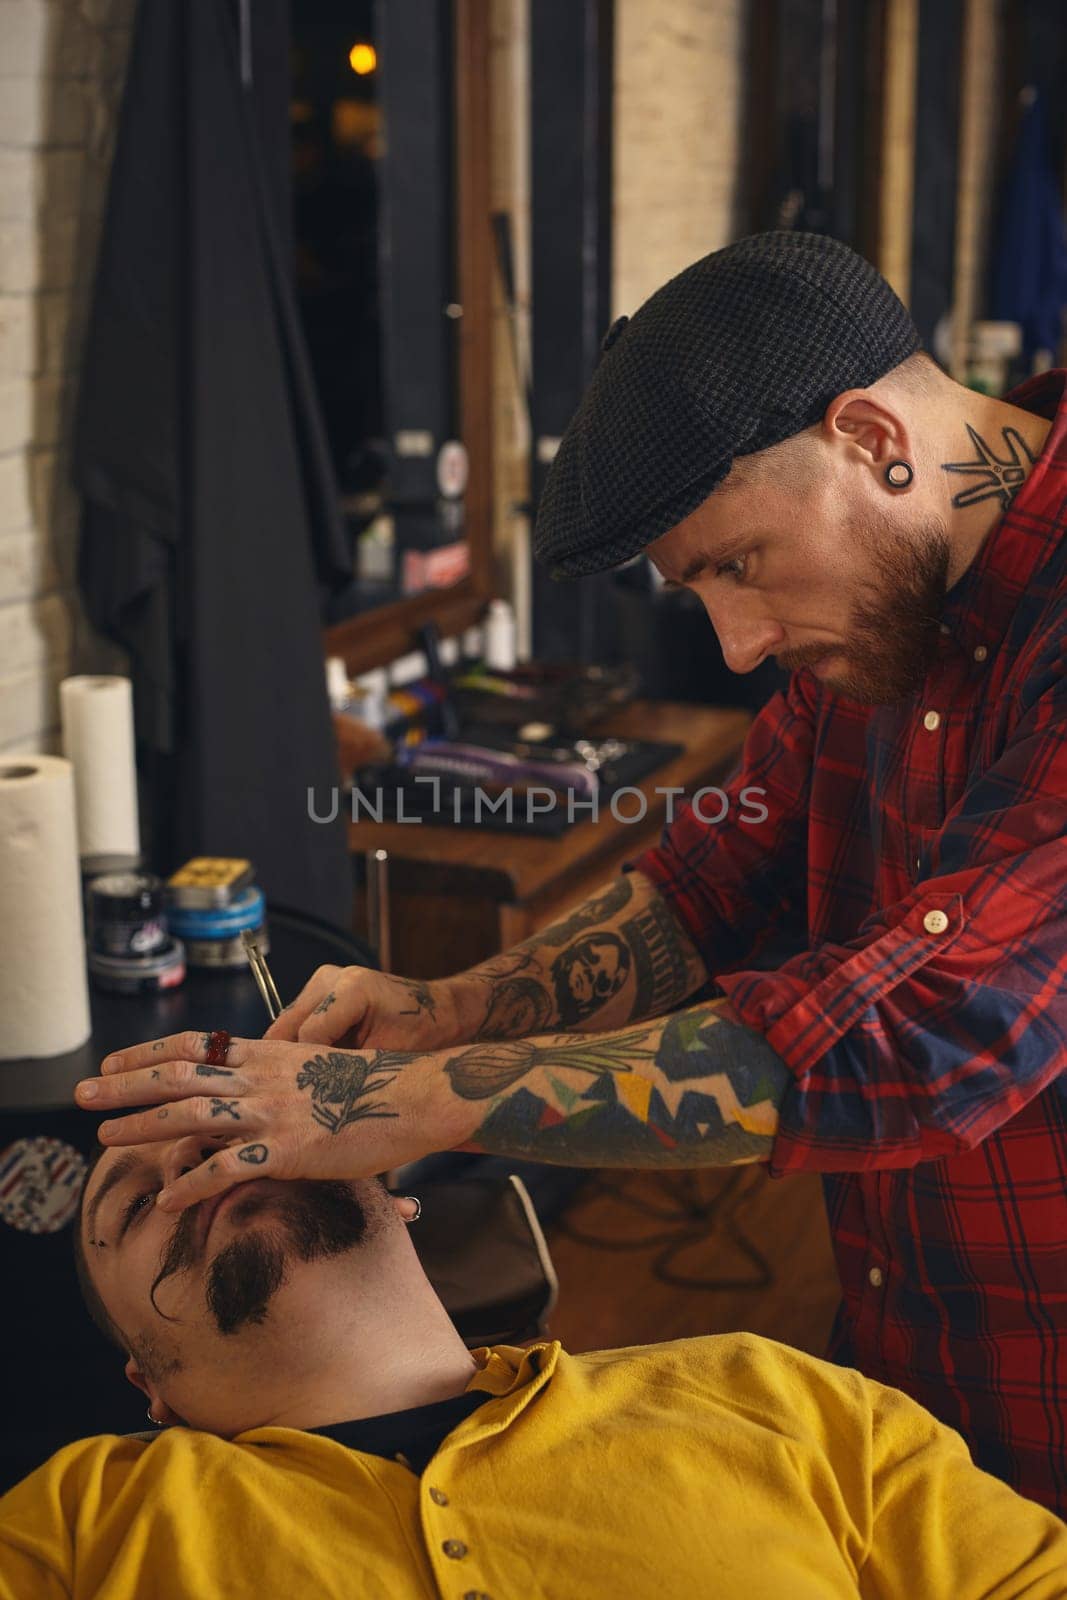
[{"x1": 148, "y1": 1179, "x2": 371, "y2": 1337}]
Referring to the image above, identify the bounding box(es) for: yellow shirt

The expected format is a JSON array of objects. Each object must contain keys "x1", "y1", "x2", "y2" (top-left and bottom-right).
[{"x1": 1, "y1": 1333, "x2": 1064, "y2": 1599}]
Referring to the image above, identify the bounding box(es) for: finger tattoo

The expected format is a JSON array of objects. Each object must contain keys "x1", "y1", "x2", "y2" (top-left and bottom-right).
[
  {"x1": 195, "y1": 1064, "x2": 235, "y2": 1077},
  {"x1": 209, "y1": 1099, "x2": 241, "y2": 1120},
  {"x1": 237, "y1": 1144, "x2": 268, "y2": 1165}
]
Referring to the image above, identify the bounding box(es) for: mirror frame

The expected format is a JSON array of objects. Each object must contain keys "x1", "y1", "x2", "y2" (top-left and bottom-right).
[{"x1": 322, "y1": 0, "x2": 494, "y2": 677}]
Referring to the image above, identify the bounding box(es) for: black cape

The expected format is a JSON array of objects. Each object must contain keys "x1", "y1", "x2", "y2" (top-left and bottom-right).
[{"x1": 74, "y1": 0, "x2": 353, "y2": 928}]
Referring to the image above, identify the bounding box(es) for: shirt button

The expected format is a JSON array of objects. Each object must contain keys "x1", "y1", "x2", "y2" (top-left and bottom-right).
[
  {"x1": 973, "y1": 644, "x2": 988, "y2": 662},
  {"x1": 443, "y1": 1540, "x2": 468, "y2": 1560},
  {"x1": 429, "y1": 1487, "x2": 449, "y2": 1506},
  {"x1": 922, "y1": 710, "x2": 941, "y2": 732},
  {"x1": 869, "y1": 1267, "x2": 884, "y2": 1288},
  {"x1": 923, "y1": 909, "x2": 950, "y2": 934}
]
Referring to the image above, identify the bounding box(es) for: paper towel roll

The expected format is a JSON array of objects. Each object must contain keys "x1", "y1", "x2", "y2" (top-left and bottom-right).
[
  {"x1": 60, "y1": 676, "x2": 140, "y2": 860},
  {"x1": 0, "y1": 756, "x2": 91, "y2": 1059}
]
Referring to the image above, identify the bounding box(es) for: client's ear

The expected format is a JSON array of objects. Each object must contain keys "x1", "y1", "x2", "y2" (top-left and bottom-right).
[
  {"x1": 124, "y1": 1355, "x2": 181, "y2": 1426},
  {"x1": 390, "y1": 1194, "x2": 421, "y2": 1224}
]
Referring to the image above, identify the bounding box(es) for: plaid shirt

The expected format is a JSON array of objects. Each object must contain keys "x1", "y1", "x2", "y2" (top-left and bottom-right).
[{"x1": 637, "y1": 372, "x2": 1067, "y2": 1515}]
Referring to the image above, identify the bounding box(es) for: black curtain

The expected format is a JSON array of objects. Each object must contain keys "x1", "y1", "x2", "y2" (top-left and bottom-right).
[{"x1": 74, "y1": 0, "x2": 353, "y2": 927}]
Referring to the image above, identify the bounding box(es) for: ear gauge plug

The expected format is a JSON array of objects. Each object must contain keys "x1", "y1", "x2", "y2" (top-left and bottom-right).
[{"x1": 885, "y1": 460, "x2": 914, "y2": 489}]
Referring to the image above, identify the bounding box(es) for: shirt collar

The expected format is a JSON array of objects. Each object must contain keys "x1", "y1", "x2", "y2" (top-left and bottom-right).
[{"x1": 938, "y1": 369, "x2": 1067, "y2": 659}]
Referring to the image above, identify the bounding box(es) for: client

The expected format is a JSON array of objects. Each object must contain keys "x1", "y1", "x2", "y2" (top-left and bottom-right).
[{"x1": 1, "y1": 1136, "x2": 1064, "y2": 1599}]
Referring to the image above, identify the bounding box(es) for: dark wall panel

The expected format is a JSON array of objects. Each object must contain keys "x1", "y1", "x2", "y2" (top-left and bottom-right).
[
  {"x1": 909, "y1": 0, "x2": 964, "y2": 348},
  {"x1": 529, "y1": 0, "x2": 614, "y2": 662}
]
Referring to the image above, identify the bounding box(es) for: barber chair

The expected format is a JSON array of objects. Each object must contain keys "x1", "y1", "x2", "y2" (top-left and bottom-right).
[{"x1": 0, "y1": 906, "x2": 557, "y2": 1493}]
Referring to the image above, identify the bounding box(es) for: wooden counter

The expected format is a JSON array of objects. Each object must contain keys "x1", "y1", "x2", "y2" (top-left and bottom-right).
[{"x1": 348, "y1": 700, "x2": 750, "y2": 978}]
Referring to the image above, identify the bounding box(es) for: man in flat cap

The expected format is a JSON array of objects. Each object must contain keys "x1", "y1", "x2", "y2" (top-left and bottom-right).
[{"x1": 88, "y1": 234, "x2": 1067, "y2": 1517}]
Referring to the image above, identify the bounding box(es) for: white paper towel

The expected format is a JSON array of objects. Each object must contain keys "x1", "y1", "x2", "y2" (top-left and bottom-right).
[
  {"x1": 60, "y1": 675, "x2": 140, "y2": 859},
  {"x1": 0, "y1": 756, "x2": 91, "y2": 1059}
]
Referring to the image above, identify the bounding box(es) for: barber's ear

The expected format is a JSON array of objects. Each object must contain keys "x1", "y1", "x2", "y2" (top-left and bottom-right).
[
  {"x1": 124, "y1": 1356, "x2": 180, "y2": 1426},
  {"x1": 822, "y1": 389, "x2": 910, "y2": 470}
]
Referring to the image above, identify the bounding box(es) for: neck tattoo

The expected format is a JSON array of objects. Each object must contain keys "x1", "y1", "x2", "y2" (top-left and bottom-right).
[{"x1": 942, "y1": 423, "x2": 1037, "y2": 511}]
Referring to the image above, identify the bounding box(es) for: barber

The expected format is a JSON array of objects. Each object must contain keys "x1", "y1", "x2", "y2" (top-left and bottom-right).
[{"x1": 79, "y1": 232, "x2": 1067, "y2": 1516}]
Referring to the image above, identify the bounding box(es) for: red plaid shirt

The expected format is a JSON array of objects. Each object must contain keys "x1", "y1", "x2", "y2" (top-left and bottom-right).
[{"x1": 637, "y1": 372, "x2": 1067, "y2": 1515}]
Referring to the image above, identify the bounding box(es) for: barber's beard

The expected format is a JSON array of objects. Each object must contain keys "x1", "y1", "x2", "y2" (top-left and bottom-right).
[
  {"x1": 780, "y1": 515, "x2": 950, "y2": 704},
  {"x1": 150, "y1": 1181, "x2": 373, "y2": 1337}
]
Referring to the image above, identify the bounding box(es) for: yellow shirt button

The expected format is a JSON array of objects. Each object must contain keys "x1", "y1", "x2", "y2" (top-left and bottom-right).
[
  {"x1": 869, "y1": 1266, "x2": 884, "y2": 1288},
  {"x1": 922, "y1": 710, "x2": 941, "y2": 732},
  {"x1": 923, "y1": 909, "x2": 950, "y2": 934},
  {"x1": 973, "y1": 645, "x2": 988, "y2": 662},
  {"x1": 429, "y1": 1487, "x2": 449, "y2": 1506},
  {"x1": 443, "y1": 1540, "x2": 468, "y2": 1560}
]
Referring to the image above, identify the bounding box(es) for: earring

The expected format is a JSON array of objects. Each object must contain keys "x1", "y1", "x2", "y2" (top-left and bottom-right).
[
  {"x1": 403, "y1": 1196, "x2": 422, "y2": 1223},
  {"x1": 885, "y1": 460, "x2": 914, "y2": 489},
  {"x1": 147, "y1": 1408, "x2": 164, "y2": 1426}
]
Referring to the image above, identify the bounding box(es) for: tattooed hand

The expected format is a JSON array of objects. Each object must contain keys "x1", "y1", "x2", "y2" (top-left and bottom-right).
[
  {"x1": 263, "y1": 964, "x2": 462, "y2": 1052},
  {"x1": 74, "y1": 1030, "x2": 474, "y2": 1214}
]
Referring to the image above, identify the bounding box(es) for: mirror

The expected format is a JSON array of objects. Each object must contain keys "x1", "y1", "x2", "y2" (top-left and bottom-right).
[{"x1": 292, "y1": 0, "x2": 494, "y2": 673}]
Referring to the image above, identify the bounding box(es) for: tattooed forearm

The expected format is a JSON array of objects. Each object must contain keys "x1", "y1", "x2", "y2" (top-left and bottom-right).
[
  {"x1": 942, "y1": 424, "x2": 1036, "y2": 510},
  {"x1": 550, "y1": 932, "x2": 630, "y2": 1026},
  {"x1": 537, "y1": 876, "x2": 635, "y2": 946},
  {"x1": 444, "y1": 1028, "x2": 653, "y2": 1098},
  {"x1": 621, "y1": 896, "x2": 695, "y2": 1021},
  {"x1": 455, "y1": 1005, "x2": 788, "y2": 1169},
  {"x1": 453, "y1": 874, "x2": 707, "y2": 1042}
]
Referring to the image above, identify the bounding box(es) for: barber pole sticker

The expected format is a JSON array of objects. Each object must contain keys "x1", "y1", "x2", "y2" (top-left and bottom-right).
[{"x1": 0, "y1": 1138, "x2": 87, "y2": 1235}]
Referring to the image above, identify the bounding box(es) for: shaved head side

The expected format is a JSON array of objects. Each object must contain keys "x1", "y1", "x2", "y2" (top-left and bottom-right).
[{"x1": 718, "y1": 352, "x2": 949, "y2": 502}]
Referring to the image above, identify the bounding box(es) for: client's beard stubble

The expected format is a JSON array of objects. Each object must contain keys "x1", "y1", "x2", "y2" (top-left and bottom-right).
[
  {"x1": 778, "y1": 513, "x2": 951, "y2": 704},
  {"x1": 149, "y1": 1180, "x2": 374, "y2": 1337}
]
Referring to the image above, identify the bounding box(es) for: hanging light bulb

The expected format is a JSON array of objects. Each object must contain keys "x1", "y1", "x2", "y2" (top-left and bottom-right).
[{"x1": 349, "y1": 42, "x2": 377, "y2": 76}]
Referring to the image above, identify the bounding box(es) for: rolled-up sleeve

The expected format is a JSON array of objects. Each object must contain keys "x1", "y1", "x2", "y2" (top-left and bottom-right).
[{"x1": 718, "y1": 660, "x2": 1067, "y2": 1175}]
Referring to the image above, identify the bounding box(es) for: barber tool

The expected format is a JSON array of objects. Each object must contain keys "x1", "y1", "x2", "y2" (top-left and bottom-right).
[
  {"x1": 167, "y1": 856, "x2": 254, "y2": 908},
  {"x1": 241, "y1": 929, "x2": 283, "y2": 1020},
  {"x1": 0, "y1": 756, "x2": 91, "y2": 1060},
  {"x1": 86, "y1": 872, "x2": 167, "y2": 959},
  {"x1": 87, "y1": 936, "x2": 186, "y2": 995}
]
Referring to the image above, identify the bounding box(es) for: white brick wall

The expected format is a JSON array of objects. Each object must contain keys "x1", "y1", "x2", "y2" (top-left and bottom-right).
[
  {"x1": 612, "y1": 0, "x2": 745, "y2": 317},
  {"x1": 486, "y1": 0, "x2": 744, "y2": 609},
  {"x1": 0, "y1": 0, "x2": 132, "y2": 754}
]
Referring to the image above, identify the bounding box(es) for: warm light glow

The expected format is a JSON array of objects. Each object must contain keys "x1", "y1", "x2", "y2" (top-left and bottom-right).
[{"x1": 349, "y1": 42, "x2": 376, "y2": 76}]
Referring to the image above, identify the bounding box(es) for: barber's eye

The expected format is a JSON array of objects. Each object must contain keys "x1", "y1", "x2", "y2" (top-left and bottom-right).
[{"x1": 716, "y1": 555, "x2": 748, "y2": 582}]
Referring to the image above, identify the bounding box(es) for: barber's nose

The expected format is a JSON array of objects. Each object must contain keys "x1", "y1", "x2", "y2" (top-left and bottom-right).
[{"x1": 709, "y1": 612, "x2": 784, "y2": 675}]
